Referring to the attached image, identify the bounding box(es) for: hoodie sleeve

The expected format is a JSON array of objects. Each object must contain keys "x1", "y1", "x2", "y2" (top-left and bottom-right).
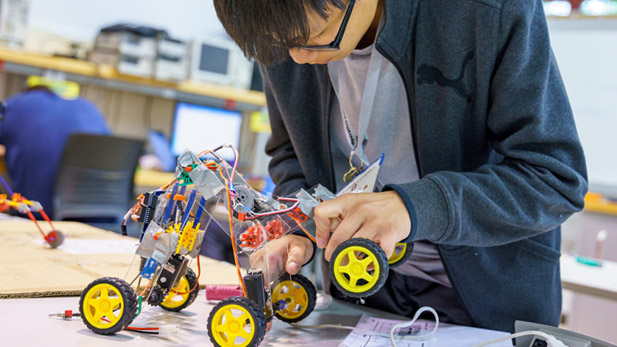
[
  {"x1": 260, "y1": 64, "x2": 311, "y2": 198},
  {"x1": 391, "y1": 0, "x2": 588, "y2": 246}
]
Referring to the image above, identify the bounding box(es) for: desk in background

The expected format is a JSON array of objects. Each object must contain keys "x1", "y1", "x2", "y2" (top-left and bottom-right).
[
  {"x1": 560, "y1": 255, "x2": 617, "y2": 344},
  {"x1": 561, "y1": 255, "x2": 617, "y2": 302},
  {"x1": 134, "y1": 168, "x2": 175, "y2": 190}
]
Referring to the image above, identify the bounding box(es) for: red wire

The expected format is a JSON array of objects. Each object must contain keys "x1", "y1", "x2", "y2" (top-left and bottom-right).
[
  {"x1": 223, "y1": 171, "x2": 247, "y2": 298},
  {"x1": 38, "y1": 209, "x2": 56, "y2": 230},
  {"x1": 25, "y1": 210, "x2": 47, "y2": 238}
]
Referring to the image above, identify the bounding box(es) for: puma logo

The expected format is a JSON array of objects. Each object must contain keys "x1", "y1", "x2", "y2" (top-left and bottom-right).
[{"x1": 417, "y1": 51, "x2": 474, "y2": 103}]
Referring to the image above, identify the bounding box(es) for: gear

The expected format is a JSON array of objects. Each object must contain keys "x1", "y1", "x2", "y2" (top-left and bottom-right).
[{"x1": 147, "y1": 286, "x2": 165, "y2": 306}]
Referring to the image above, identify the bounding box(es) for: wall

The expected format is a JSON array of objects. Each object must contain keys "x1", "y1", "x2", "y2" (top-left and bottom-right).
[
  {"x1": 27, "y1": 0, "x2": 226, "y2": 42},
  {"x1": 548, "y1": 18, "x2": 617, "y2": 194}
]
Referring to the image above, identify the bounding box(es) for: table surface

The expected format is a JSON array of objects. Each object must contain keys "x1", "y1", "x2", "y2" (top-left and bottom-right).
[
  {"x1": 0, "y1": 219, "x2": 512, "y2": 346},
  {"x1": 0, "y1": 220, "x2": 240, "y2": 298},
  {"x1": 560, "y1": 255, "x2": 617, "y2": 301},
  {"x1": 0, "y1": 293, "x2": 511, "y2": 347}
]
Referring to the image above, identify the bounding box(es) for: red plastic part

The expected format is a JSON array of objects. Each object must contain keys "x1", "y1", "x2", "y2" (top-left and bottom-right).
[
  {"x1": 239, "y1": 218, "x2": 286, "y2": 249},
  {"x1": 205, "y1": 285, "x2": 243, "y2": 301}
]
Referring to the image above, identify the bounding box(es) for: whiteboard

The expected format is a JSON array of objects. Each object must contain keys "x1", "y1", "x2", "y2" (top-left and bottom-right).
[{"x1": 548, "y1": 19, "x2": 617, "y2": 194}]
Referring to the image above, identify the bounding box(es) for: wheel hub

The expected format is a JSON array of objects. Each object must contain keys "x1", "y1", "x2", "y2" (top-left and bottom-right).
[
  {"x1": 100, "y1": 300, "x2": 111, "y2": 311},
  {"x1": 227, "y1": 320, "x2": 241, "y2": 333},
  {"x1": 352, "y1": 263, "x2": 364, "y2": 276}
]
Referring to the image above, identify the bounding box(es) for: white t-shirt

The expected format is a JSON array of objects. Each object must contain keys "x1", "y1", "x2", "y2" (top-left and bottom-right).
[{"x1": 328, "y1": 45, "x2": 451, "y2": 288}]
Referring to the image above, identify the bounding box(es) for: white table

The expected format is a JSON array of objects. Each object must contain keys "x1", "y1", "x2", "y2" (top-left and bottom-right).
[
  {"x1": 0, "y1": 293, "x2": 510, "y2": 346},
  {"x1": 561, "y1": 255, "x2": 617, "y2": 301}
]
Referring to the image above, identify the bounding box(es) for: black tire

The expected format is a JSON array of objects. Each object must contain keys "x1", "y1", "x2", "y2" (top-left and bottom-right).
[
  {"x1": 207, "y1": 296, "x2": 267, "y2": 347},
  {"x1": 272, "y1": 274, "x2": 316, "y2": 323},
  {"x1": 329, "y1": 238, "x2": 389, "y2": 298},
  {"x1": 79, "y1": 277, "x2": 137, "y2": 335},
  {"x1": 160, "y1": 268, "x2": 199, "y2": 312},
  {"x1": 388, "y1": 242, "x2": 414, "y2": 268}
]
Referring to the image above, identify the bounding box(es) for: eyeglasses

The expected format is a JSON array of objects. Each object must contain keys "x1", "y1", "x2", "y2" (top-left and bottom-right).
[{"x1": 296, "y1": 0, "x2": 356, "y2": 51}]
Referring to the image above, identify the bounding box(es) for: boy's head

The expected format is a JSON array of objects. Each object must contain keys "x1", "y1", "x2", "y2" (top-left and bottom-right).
[{"x1": 214, "y1": 0, "x2": 381, "y2": 65}]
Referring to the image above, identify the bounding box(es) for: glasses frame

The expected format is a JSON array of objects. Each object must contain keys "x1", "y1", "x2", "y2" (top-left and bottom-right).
[{"x1": 297, "y1": 0, "x2": 356, "y2": 51}]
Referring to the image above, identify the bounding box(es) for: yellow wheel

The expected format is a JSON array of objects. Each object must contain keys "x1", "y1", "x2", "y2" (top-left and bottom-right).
[
  {"x1": 272, "y1": 274, "x2": 316, "y2": 323},
  {"x1": 160, "y1": 268, "x2": 199, "y2": 312},
  {"x1": 79, "y1": 277, "x2": 137, "y2": 335},
  {"x1": 388, "y1": 242, "x2": 414, "y2": 268},
  {"x1": 207, "y1": 296, "x2": 266, "y2": 347},
  {"x1": 330, "y1": 238, "x2": 389, "y2": 298}
]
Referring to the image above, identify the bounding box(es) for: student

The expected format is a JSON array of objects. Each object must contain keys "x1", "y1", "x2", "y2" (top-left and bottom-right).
[
  {"x1": 0, "y1": 84, "x2": 110, "y2": 216},
  {"x1": 213, "y1": 0, "x2": 588, "y2": 332}
]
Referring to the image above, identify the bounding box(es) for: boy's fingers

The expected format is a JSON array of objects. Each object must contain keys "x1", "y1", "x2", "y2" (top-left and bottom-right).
[
  {"x1": 285, "y1": 244, "x2": 305, "y2": 274},
  {"x1": 324, "y1": 216, "x2": 363, "y2": 261},
  {"x1": 285, "y1": 236, "x2": 314, "y2": 274},
  {"x1": 314, "y1": 198, "x2": 349, "y2": 248}
]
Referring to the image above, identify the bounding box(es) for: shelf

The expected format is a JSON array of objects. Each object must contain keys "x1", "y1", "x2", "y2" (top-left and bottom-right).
[
  {"x1": 584, "y1": 192, "x2": 617, "y2": 216},
  {"x1": 547, "y1": 12, "x2": 617, "y2": 29},
  {"x1": 0, "y1": 47, "x2": 266, "y2": 112},
  {"x1": 548, "y1": 13, "x2": 617, "y2": 20}
]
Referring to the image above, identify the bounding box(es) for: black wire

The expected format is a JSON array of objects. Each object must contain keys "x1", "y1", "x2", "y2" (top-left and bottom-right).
[{"x1": 127, "y1": 329, "x2": 158, "y2": 335}]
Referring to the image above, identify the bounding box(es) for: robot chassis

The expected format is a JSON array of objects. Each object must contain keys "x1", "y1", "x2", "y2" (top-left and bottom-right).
[
  {"x1": 0, "y1": 175, "x2": 63, "y2": 248},
  {"x1": 79, "y1": 146, "x2": 412, "y2": 347}
]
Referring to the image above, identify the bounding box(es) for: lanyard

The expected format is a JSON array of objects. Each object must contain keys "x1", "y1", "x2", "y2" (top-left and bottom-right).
[{"x1": 328, "y1": 46, "x2": 384, "y2": 176}]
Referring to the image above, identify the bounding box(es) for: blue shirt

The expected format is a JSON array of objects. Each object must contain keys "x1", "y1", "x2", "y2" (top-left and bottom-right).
[{"x1": 0, "y1": 90, "x2": 110, "y2": 215}]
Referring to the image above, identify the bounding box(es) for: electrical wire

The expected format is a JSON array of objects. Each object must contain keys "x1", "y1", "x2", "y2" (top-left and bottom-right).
[
  {"x1": 128, "y1": 267, "x2": 140, "y2": 286},
  {"x1": 169, "y1": 256, "x2": 201, "y2": 295},
  {"x1": 242, "y1": 198, "x2": 300, "y2": 220},
  {"x1": 139, "y1": 279, "x2": 153, "y2": 297},
  {"x1": 0, "y1": 174, "x2": 15, "y2": 196},
  {"x1": 197, "y1": 148, "x2": 234, "y2": 184},
  {"x1": 224, "y1": 175, "x2": 248, "y2": 297},
  {"x1": 389, "y1": 306, "x2": 439, "y2": 346}
]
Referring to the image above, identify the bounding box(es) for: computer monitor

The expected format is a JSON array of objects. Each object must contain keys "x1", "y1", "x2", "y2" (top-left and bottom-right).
[
  {"x1": 147, "y1": 130, "x2": 176, "y2": 172},
  {"x1": 170, "y1": 102, "x2": 243, "y2": 162},
  {"x1": 190, "y1": 37, "x2": 254, "y2": 90}
]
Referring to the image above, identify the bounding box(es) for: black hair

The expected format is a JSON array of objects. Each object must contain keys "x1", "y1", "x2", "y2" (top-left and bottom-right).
[{"x1": 213, "y1": 0, "x2": 347, "y2": 65}]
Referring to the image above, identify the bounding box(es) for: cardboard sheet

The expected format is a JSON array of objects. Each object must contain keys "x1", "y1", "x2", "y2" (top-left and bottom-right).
[{"x1": 0, "y1": 220, "x2": 239, "y2": 298}]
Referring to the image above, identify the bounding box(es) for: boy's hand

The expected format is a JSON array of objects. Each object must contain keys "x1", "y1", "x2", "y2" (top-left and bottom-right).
[
  {"x1": 314, "y1": 191, "x2": 411, "y2": 261},
  {"x1": 248, "y1": 234, "x2": 314, "y2": 282}
]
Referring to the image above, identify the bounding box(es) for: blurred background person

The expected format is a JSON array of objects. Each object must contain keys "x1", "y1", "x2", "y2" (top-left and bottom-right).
[{"x1": 0, "y1": 77, "x2": 110, "y2": 217}]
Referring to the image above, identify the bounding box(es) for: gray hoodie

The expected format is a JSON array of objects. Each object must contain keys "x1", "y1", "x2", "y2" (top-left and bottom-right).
[{"x1": 261, "y1": 0, "x2": 588, "y2": 332}]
